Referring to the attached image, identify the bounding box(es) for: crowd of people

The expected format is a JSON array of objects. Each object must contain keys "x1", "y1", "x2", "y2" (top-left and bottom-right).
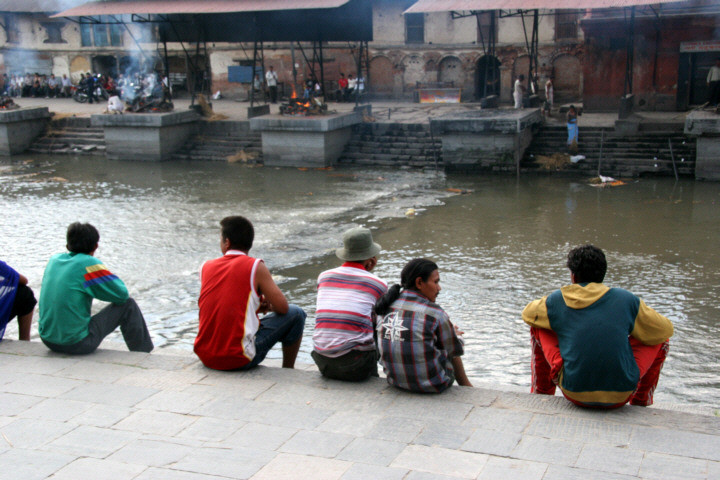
[
  {"x1": 0, "y1": 71, "x2": 169, "y2": 105},
  {"x1": 2, "y1": 73, "x2": 73, "y2": 98},
  {"x1": 1, "y1": 217, "x2": 674, "y2": 409}
]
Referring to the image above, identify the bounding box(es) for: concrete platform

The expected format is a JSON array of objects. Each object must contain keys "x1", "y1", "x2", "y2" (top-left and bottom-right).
[
  {"x1": 92, "y1": 110, "x2": 200, "y2": 162},
  {"x1": 431, "y1": 109, "x2": 543, "y2": 172},
  {"x1": 0, "y1": 107, "x2": 51, "y2": 155},
  {"x1": 250, "y1": 111, "x2": 361, "y2": 167},
  {"x1": 684, "y1": 110, "x2": 720, "y2": 180},
  {"x1": 1, "y1": 339, "x2": 718, "y2": 480}
]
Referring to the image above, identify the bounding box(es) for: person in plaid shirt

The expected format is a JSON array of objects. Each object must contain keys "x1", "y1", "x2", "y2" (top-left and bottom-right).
[{"x1": 374, "y1": 258, "x2": 472, "y2": 393}]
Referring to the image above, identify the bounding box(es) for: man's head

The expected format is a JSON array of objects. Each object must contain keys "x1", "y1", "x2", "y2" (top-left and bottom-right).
[
  {"x1": 567, "y1": 244, "x2": 607, "y2": 284},
  {"x1": 335, "y1": 227, "x2": 381, "y2": 270},
  {"x1": 66, "y1": 222, "x2": 99, "y2": 254},
  {"x1": 220, "y1": 216, "x2": 254, "y2": 253}
]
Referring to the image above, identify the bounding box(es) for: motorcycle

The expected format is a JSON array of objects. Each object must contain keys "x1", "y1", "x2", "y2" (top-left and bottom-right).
[{"x1": 72, "y1": 84, "x2": 109, "y2": 103}]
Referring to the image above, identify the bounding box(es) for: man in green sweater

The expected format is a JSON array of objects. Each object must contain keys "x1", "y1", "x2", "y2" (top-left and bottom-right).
[{"x1": 39, "y1": 222, "x2": 153, "y2": 354}]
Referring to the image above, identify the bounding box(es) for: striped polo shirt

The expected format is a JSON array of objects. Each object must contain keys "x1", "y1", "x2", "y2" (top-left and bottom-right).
[{"x1": 313, "y1": 262, "x2": 388, "y2": 358}]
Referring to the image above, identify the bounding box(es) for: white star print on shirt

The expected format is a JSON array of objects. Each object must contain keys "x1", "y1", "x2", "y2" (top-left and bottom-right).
[{"x1": 379, "y1": 311, "x2": 408, "y2": 342}]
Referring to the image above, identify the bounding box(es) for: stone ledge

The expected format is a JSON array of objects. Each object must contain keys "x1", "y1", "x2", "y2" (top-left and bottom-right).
[
  {"x1": 250, "y1": 112, "x2": 361, "y2": 132},
  {"x1": 0, "y1": 106, "x2": 51, "y2": 123},
  {"x1": 91, "y1": 110, "x2": 200, "y2": 128}
]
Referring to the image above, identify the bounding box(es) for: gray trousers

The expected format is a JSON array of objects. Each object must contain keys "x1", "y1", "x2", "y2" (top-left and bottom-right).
[{"x1": 42, "y1": 298, "x2": 154, "y2": 355}]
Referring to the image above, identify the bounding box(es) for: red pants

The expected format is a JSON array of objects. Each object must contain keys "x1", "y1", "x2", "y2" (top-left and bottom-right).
[{"x1": 530, "y1": 327, "x2": 669, "y2": 408}]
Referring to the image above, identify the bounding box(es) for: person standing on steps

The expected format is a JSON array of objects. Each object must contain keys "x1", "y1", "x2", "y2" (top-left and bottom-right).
[{"x1": 265, "y1": 66, "x2": 279, "y2": 104}]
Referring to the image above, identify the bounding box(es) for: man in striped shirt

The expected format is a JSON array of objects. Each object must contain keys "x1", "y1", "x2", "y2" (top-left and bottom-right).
[{"x1": 312, "y1": 227, "x2": 387, "y2": 381}]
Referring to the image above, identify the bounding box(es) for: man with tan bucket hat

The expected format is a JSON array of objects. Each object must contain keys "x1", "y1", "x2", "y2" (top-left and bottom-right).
[{"x1": 312, "y1": 227, "x2": 388, "y2": 381}]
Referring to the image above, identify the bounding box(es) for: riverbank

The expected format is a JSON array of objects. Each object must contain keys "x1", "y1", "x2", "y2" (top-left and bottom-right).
[
  {"x1": 0, "y1": 339, "x2": 718, "y2": 480},
  {"x1": 12, "y1": 95, "x2": 690, "y2": 127}
]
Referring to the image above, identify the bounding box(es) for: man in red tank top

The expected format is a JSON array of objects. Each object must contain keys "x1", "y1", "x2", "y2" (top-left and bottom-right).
[{"x1": 195, "y1": 216, "x2": 306, "y2": 370}]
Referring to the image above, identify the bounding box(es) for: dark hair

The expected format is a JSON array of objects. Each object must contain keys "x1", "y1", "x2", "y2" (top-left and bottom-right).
[
  {"x1": 66, "y1": 222, "x2": 99, "y2": 254},
  {"x1": 220, "y1": 216, "x2": 254, "y2": 251},
  {"x1": 567, "y1": 244, "x2": 607, "y2": 283},
  {"x1": 518, "y1": 74, "x2": 525, "y2": 80},
  {"x1": 374, "y1": 258, "x2": 439, "y2": 316}
]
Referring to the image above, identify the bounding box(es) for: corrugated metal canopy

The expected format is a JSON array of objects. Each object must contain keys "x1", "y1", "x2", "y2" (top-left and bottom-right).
[
  {"x1": 405, "y1": 0, "x2": 687, "y2": 11},
  {"x1": 52, "y1": 0, "x2": 373, "y2": 43},
  {"x1": 53, "y1": 0, "x2": 351, "y2": 17},
  {"x1": 0, "y1": 0, "x2": 85, "y2": 13}
]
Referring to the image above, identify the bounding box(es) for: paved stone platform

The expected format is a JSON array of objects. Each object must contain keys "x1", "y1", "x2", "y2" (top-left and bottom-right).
[{"x1": 1, "y1": 340, "x2": 718, "y2": 480}]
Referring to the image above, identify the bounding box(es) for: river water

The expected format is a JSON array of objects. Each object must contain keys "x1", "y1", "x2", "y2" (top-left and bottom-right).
[{"x1": 2, "y1": 155, "x2": 718, "y2": 408}]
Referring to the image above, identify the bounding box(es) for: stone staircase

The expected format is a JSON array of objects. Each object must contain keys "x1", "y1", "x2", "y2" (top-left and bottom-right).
[
  {"x1": 338, "y1": 123, "x2": 442, "y2": 167},
  {"x1": 28, "y1": 117, "x2": 106, "y2": 155},
  {"x1": 170, "y1": 121, "x2": 262, "y2": 163},
  {"x1": 522, "y1": 124, "x2": 696, "y2": 177}
]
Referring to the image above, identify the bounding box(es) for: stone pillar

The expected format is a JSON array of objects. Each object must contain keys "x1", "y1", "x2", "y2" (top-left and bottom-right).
[
  {"x1": 250, "y1": 112, "x2": 360, "y2": 167},
  {"x1": 0, "y1": 107, "x2": 51, "y2": 155},
  {"x1": 684, "y1": 111, "x2": 720, "y2": 180},
  {"x1": 92, "y1": 110, "x2": 200, "y2": 161}
]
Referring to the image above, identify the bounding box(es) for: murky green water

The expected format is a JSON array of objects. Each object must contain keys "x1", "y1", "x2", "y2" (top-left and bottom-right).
[{"x1": 2, "y1": 156, "x2": 719, "y2": 407}]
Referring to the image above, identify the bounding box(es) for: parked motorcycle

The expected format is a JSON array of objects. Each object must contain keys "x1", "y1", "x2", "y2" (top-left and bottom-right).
[{"x1": 71, "y1": 84, "x2": 109, "y2": 103}]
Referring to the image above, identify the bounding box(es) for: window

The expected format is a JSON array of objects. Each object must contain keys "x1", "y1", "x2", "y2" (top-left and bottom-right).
[
  {"x1": 79, "y1": 19, "x2": 124, "y2": 47},
  {"x1": 476, "y1": 11, "x2": 496, "y2": 46},
  {"x1": 405, "y1": 13, "x2": 424, "y2": 44},
  {"x1": 135, "y1": 24, "x2": 158, "y2": 43},
  {"x1": 3, "y1": 15, "x2": 20, "y2": 44},
  {"x1": 41, "y1": 22, "x2": 66, "y2": 44},
  {"x1": 555, "y1": 10, "x2": 579, "y2": 40}
]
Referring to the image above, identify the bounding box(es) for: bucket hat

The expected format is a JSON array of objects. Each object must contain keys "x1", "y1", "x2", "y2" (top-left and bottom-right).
[{"x1": 335, "y1": 227, "x2": 381, "y2": 261}]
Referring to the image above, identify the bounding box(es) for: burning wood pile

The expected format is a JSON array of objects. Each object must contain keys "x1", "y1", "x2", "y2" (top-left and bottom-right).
[
  {"x1": 280, "y1": 96, "x2": 328, "y2": 116},
  {"x1": 0, "y1": 96, "x2": 20, "y2": 110}
]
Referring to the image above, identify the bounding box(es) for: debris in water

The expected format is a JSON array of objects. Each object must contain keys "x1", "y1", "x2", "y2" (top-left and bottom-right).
[
  {"x1": 589, "y1": 175, "x2": 626, "y2": 187},
  {"x1": 536, "y1": 153, "x2": 571, "y2": 170},
  {"x1": 227, "y1": 150, "x2": 258, "y2": 164},
  {"x1": 405, "y1": 208, "x2": 416, "y2": 217}
]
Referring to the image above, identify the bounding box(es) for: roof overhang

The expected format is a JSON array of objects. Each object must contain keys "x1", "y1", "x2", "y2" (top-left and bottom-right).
[
  {"x1": 53, "y1": 0, "x2": 373, "y2": 43},
  {"x1": 52, "y1": 0, "x2": 351, "y2": 17},
  {"x1": 404, "y1": 0, "x2": 688, "y2": 12}
]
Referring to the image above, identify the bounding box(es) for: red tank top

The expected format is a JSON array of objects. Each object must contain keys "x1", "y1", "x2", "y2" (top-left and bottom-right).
[{"x1": 195, "y1": 251, "x2": 261, "y2": 370}]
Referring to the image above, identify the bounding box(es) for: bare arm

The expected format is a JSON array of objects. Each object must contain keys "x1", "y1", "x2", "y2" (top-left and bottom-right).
[
  {"x1": 254, "y1": 261, "x2": 289, "y2": 315},
  {"x1": 452, "y1": 356, "x2": 473, "y2": 387},
  {"x1": 18, "y1": 274, "x2": 28, "y2": 286}
]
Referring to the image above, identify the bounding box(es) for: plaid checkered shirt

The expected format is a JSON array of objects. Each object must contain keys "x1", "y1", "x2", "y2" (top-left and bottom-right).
[{"x1": 377, "y1": 290, "x2": 464, "y2": 393}]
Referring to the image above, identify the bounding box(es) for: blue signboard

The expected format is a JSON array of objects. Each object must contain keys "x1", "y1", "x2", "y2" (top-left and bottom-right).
[{"x1": 228, "y1": 66, "x2": 263, "y2": 83}]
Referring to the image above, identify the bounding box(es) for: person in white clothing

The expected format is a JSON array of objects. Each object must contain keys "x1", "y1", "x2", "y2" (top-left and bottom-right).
[
  {"x1": 514, "y1": 74, "x2": 525, "y2": 109},
  {"x1": 707, "y1": 58, "x2": 720, "y2": 106},
  {"x1": 265, "y1": 66, "x2": 279, "y2": 103}
]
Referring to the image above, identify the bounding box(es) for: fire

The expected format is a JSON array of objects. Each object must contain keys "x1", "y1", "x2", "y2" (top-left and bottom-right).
[
  {"x1": 279, "y1": 97, "x2": 328, "y2": 116},
  {"x1": 291, "y1": 86, "x2": 297, "y2": 99}
]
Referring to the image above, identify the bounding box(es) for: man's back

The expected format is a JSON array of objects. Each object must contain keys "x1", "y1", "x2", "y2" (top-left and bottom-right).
[
  {"x1": 524, "y1": 282, "x2": 673, "y2": 404},
  {"x1": 196, "y1": 252, "x2": 260, "y2": 370},
  {"x1": 313, "y1": 264, "x2": 387, "y2": 357},
  {"x1": 39, "y1": 252, "x2": 128, "y2": 345}
]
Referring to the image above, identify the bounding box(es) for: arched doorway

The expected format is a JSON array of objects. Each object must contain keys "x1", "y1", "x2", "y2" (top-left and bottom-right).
[
  {"x1": 552, "y1": 54, "x2": 582, "y2": 103},
  {"x1": 69, "y1": 56, "x2": 90, "y2": 83},
  {"x1": 92, "y1": 55, "x2": 118, "y2": 78},
  {"x1": 369, "y1": 56, "x2": 393, "y2": 95},
  {"x1": 439, "y1": 56, "x2": 462, "y2": 86},
  {"x1": 475, "y1": 55, "x2": 500, "y2": 98}
]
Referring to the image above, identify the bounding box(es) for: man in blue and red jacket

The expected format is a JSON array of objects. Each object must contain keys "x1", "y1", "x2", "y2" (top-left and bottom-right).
[{"x1": 523, "y1": 244, "x2": 673, "y2": 408}]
